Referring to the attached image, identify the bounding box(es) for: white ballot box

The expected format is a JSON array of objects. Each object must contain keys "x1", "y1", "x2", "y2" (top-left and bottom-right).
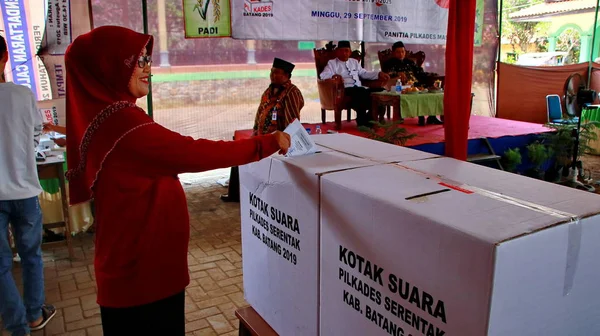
[{"x1": 320, "y1": 164, "x2": 600, "y2": 336}]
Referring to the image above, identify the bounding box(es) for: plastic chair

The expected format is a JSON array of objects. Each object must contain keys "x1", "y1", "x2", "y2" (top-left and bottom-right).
[
  {"x1": 547, "y1": 94, "x2": 579, "y2": 124},
  {"x1": 546, "y1": 94, "x2": 564, "y2": 123}
]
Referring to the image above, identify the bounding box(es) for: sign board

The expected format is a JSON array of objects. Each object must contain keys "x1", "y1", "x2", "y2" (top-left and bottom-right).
[
  {"x1": 231, "y1": 0, "x2": 449, "y2": 43},
  {"x1": 184, "y1": 0, "x2": 232, "y2": 38},
  {"x1": 298, "y1": 41, "x2": 316, "y2": 50}
]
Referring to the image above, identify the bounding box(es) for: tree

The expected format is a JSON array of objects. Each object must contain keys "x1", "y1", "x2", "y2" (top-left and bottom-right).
[
  {"x1": 556, "y1": 28, "x2": 581, "y2": 64},
  {"x1": 502, "y1": 0, "x2": 549, "y2": 54}
]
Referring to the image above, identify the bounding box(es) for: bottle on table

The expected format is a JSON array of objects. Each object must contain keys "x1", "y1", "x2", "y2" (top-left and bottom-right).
[
  {"x1": 315, "y1": 125, "x2": 322, "y2": 134},
  {"x1": 395, "y1": 79, "x2": 402, "y2": 94}
]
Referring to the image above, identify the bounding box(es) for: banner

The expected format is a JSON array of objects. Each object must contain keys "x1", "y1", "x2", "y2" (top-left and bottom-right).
[
  {"x1": 0, "y1": 0, "x2": 50, "y2": 100},
  {"x1": 38, "y1": 0, "x2": 92, "y2": 100},
  {"x1": 231, "y1": 0, "x2": 449, "y2": 44},
  {"x1": 184, "y1": 0, "x2": 232, "y2": 38},
  {"x1": 0, "y1": 1, "x2": 90, "y2": 101},
  {"x1": 43, "y1": 0, "x2": 73, "y2": 55}
]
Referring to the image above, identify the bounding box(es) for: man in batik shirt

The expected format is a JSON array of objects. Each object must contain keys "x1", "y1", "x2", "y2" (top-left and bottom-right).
[
  {"x1": 252, "y1": 58, "x2": 304, "y2": 135},
  {"x1": 221, "y1": 58, "x2": 304, "y2": 202}
]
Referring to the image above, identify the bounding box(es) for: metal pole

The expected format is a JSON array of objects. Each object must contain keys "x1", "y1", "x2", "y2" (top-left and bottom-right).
[
  {"x1": 587, "y1": 0, "x2": 600, "y2": 88},
  {"x1": 496, "y1": 0, "x2": 503, "y2": 63},
  {"x1": 142, "y1": 0, "x2": 154, "y2": 119},
  {"x1": 360, "y1": 41, "x2": 365, "y2": 68},
  {"x1": 495, "y1": 0, "x2": 504, "y2": 118}
]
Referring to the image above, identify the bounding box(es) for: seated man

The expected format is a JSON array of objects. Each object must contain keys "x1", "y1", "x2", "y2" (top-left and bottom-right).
[
  {"x1": 221, "y1": 58, "x2": 304, "y2": 202},
  {"x1": 319, "y1": 41, "x2": 389, "y2": 127},
  {"x1": 383, "y1": 41, "x2": 442, "y2": 126}
]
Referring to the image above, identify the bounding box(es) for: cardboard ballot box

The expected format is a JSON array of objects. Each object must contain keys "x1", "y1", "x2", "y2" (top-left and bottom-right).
[
  {"x1": 312, "y1": 133, "x2": 438, "y2": 163},
  {"x1": 239, "y1": 134, "x2": 438, "y2": 336},
  {"x1": 320, "y1": 164, "x2": 600, "y2": 336},
  {"x1": 399, "y1": 156, "x2": 600, "y2": 215},
  {"x1": 240, "y1": 149, "x2": 375, "y2": 336}
]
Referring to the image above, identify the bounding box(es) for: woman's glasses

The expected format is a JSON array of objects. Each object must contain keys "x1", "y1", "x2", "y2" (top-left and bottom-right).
[{"x1": 137, "y1": 55, "x2": 152, "y2": 68}]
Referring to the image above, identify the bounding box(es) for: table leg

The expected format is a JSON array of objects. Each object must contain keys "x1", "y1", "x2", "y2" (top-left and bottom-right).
[
  {"x1": 394, "y1": 97, "x2": 402, "y2": 121},
  {"x1": 371, "y1": 98, "x2": 379, "y2": 123},
  {"x1": 58, "y1": 165, "x2": 74, "y2": 259}
]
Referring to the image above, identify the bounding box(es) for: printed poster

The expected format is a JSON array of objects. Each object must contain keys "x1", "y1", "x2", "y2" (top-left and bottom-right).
[
  {"x1": 231, "y1": 0, "x2": 449, "y2": 44},
  {"x1": 184, "y1": 0, "x2": 232, "y2": 38},
  {"x1": 0, "y1": 0, "x2": 51, "y2": 100}
]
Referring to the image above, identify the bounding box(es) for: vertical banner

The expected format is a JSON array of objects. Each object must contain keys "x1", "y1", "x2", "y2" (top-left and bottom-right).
[
  {"x1": 0, "y1": 0, "x2": 61, "y2": 101},
  {"x1": 38, "y1": 0, "x2": 92, "y2": 100},
  {"x1": 183, "y1": 0, "x2": 232, "y2": 38},
  {"x1": 44, "y1": 0, "x2": 73, "y2": 54},
  {"x1": 0, "y1": 0, "x2": 39, "y2": 98}
]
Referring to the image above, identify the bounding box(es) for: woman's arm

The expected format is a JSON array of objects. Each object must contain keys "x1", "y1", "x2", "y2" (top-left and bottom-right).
[{"x1": 115, "y1": 122, "x2": 288, "y2": 176}]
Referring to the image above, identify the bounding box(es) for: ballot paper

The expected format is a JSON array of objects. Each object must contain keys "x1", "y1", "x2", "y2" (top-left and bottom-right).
[{"x1": 283, "y1": 119, "x2": 318, "y2": 157}]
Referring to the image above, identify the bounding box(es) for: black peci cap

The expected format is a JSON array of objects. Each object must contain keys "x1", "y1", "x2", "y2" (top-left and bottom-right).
[
  {"x1": 337, "y1": 41, "x2": 351, "y2": 49},
  {"x1": 272, "y1": 57, "x2": 295, "y2": 74}
]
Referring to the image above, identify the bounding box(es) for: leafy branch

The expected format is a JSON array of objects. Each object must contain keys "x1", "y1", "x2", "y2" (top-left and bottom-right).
[{"x1": 358, "y1": 121, "x2": 417, "y2": 146}]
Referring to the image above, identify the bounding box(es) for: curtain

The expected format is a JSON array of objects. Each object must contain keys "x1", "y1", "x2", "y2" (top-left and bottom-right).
[{"x1": 444, "y1": 0, "x2": 477, "y2": 160}]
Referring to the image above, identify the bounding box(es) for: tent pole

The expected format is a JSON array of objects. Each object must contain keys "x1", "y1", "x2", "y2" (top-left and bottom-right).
[
  {"x1": 495, "y1": 0, "x2": 504, "y2": 118},
  {"x1": 496, "y1": 0, "x2": 503, "y2": 63},
  {"x1": 587, "y1": 0, "x2": 600, "y2": 88},
  {"x1": 142, "y1": 0, "x2": 154, "y2": 119},
  {"x1": 360, "y1": 41, "x2": 365, "y2": 68}
]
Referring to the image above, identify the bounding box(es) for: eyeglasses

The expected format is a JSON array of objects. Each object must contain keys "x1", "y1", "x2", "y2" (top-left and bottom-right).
[{"x1": 137, "y1": 55, "x2": 152, "y2": 68}]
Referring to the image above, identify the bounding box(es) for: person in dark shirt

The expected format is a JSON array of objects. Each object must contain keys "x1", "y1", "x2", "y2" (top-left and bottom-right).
[{"x1": 383, "y1": 41, "x2": 442, "y2": 126}]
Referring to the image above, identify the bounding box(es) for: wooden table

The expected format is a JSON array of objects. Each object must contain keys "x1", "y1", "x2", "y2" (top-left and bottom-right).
[
  {"x1": 235, "y1": 306, "x2": 278, "y2": 336},
  {"x1": 37, "y1": 154, "x2": 74, "y2": 259},
  {"x1": 371, "y1": 91, "x2": 402, "y2": 122},
  {"x1": 371, "y1": 91, "x2": 445, "y2": 122}
]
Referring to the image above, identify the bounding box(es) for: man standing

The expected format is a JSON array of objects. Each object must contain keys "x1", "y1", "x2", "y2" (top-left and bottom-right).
[
  {"x1": 383, "y1": 41, "x2": 442, "y2": 126},
  {"x1": 221, "y1": 58, "x2": 304, "y2": 202},
  {"x1": 319, "y1": 41, "x2": 389, "y2": 127},
  {"x1": 251, "y1": 58, "x2": 304, "y2": 136},
  {"x1": 0, "y1": 34, "x2": 56, "y2": 336}
]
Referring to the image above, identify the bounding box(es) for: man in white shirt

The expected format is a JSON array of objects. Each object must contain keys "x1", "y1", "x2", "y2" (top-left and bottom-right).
[
  {"x1": 319, "y1": 41, "x2": 390, "y2": 127},
  {"x1": 0, "y1": 34, "x2": 56, "y2": 336}
]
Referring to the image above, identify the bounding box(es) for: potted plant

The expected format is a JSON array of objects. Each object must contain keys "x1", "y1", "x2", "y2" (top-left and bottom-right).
[
  {"x1": 542, "y1": 121, "x2": 600, "y2": 181},
  {"x1": 358, "y1": 120, "x2": 417, "y2": 146},
  {"x1": 525, "y1": 142, "x2": 550, "y2": 179},
  {"x1": 502, "y1": 148, "x2": 522, "y2": 173}
]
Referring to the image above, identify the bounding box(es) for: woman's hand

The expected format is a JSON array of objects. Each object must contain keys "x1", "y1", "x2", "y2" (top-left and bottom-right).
[{"x1": 272, "y1": 131, "x2": 291, "y2": 155}]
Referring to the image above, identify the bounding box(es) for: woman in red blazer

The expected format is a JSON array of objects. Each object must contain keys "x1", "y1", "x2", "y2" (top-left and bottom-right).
[{"x1": 65, "y1": 26, "x2": 289, "y2": 335}]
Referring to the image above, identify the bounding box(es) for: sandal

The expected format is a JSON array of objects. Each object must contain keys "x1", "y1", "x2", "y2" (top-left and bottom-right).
[{"x1": 30, "y1": 304, "x2": 57, "y2": 331}]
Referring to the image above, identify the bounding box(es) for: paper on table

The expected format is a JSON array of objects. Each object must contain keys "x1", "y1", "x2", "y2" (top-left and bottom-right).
[{"x1": 283, "y1": 119, "x2": 318, "y2": 157}]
